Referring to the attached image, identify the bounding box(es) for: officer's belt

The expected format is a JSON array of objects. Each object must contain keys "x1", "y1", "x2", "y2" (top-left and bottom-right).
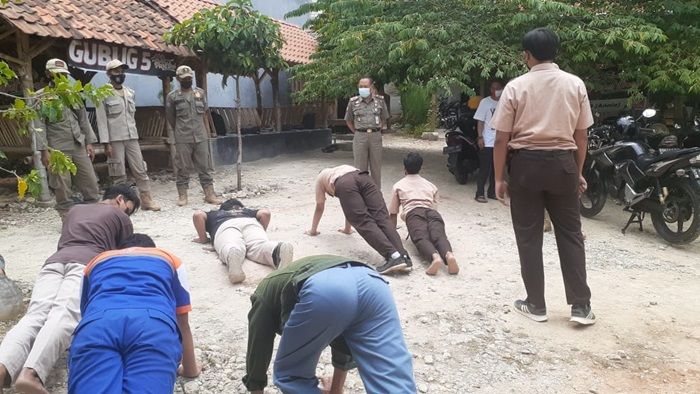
[{"x1": 356, "y1": 128, "x2": 378, "y2": 133}]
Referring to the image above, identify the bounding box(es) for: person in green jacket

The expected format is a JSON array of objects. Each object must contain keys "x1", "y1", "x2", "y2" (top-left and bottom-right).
[{"x1": 243, "y1": 255, "x2": 416, "y2": 394}]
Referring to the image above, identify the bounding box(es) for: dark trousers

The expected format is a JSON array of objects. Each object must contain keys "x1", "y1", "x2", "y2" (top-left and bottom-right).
[
  {"x1": 508, "y1": 150, "x2": 591, "y2": 309},
  {"x1": 476, "y1": 147, "x2": 495, "y2": 197},
  {"x1": 405, "y1": 207, "x2": 452, "y2": 261},
  {"x1": 335, "y1": 172, "x2": 407, "y2": 259}
]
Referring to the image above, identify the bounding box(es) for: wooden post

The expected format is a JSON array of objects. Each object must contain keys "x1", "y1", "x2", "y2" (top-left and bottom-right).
[
  {"x1": 271, "y1": 68, "x2": 282, "y2": 132},
  {"x1": 234, "y1": 76, "x2": 242, "y2": 190},
  {"x1": 17, "y1": 32, "x2": 51, "y2": 203},
  {"x1": 161, "y1": 75, "x2": 178, "y2": 177}
]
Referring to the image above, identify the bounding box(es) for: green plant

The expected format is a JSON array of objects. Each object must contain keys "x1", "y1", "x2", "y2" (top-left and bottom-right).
[{"x1": 400, "y1": 84, "x2": 431, "y2": 127}]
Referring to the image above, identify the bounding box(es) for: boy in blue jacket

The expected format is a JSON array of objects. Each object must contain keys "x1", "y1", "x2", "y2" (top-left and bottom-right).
[{"x1": 68, "y1": 234, "x2": 201, "y2": 393}]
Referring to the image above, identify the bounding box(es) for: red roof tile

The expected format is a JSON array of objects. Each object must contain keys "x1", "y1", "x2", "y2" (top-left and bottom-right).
[
  {"x1": 151, "y1": 0, "x2": 317, "y2": 64},
  {"x1": 0, "y1": 0, "x2": 317, "y2": 64}
]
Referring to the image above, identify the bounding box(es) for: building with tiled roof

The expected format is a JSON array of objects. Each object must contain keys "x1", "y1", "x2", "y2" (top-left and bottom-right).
[{"x1": 0, "y1": 0, "x2": 317, "y2": 65}]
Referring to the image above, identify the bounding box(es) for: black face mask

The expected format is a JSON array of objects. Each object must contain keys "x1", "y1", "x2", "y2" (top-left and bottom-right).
[
  {"x1": 110, "y1": 74, "x2": 126, "y2": 85},
  {"x1": 180, "y1": 80, "x2": 193, "y2": 89}
]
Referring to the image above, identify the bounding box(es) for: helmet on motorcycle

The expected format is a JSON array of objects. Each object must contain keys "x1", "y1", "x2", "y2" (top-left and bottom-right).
[
  {"x1": 616, "y1": 116, "x2": 635, "y2": 136},
  {"x1": 467, "y1": 96, "x2": 482, "y2": 110}
]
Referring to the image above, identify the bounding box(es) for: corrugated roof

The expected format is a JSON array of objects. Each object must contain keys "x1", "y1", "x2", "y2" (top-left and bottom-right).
[{"x1": 0, "y1": 0, "x2": 317, "y2": 64}]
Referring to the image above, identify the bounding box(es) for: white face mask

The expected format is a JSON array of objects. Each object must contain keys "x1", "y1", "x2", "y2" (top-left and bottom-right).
[
  {"x1": 495, "y1": 89, "x2": 503, "y2": 98},
  {"x1": 358, "y1": 88, "x2": 371, "y2": 98}
]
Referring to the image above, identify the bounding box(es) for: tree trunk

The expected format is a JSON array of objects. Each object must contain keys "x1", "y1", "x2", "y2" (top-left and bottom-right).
[
  {"x1": 253, "y1": 71, "x2": 263, "y2": 120},
  {"x1": 235, "y1": 76, "x2": 243, "y2": 191},
  {"x1": 271, "y1": 69, "x2": 282, "y2": 132}
]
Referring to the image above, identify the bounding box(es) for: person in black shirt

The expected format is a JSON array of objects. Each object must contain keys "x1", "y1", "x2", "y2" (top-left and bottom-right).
[{"x1": 192, "y1": 199, "x2": 293, "y2": 284}]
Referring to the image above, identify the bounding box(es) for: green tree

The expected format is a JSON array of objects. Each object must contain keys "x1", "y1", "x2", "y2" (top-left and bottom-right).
[
  {"x1": 288, "y1": 0, "x2": 699, "y2": 115},
  {"x1": 166, "y1": 0, "x2": 287, "y2": 190}
]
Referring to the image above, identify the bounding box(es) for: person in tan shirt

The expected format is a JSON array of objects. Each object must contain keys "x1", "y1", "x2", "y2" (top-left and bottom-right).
[
  {"x1": 491, "y1": 27, "x2": 595, "y2": 326},
  {"x1": 389, "y1": 153, "x2": 459, "y2": 276},
  {"x1": 307, "y1": 165, "x2": 411, "y2": 275}
]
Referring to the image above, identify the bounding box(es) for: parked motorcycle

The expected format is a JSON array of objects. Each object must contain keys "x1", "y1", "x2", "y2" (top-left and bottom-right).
[
  {"x1": 443, "y1": 127, "x2": 480, "y2": 184},
  {"x1": 438, "y1": 100, "x2": 460, "y2": 131},
  {"x1": 581, "y1": 109, "x2": 700, "y2": 244}
]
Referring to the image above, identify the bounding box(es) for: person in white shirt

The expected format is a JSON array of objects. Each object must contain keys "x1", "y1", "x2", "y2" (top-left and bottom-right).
[{"x1": 473, "y1": 79, "x2": 504, "y2": 203}]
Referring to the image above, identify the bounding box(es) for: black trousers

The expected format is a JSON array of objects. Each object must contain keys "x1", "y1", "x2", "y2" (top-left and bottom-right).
[
  {"x1": 335, "y1": 172, "x2": 407, "y2": 259},
  {"x1": 476, "y1": 147, "x2": 495, "y2": 197},
  {"x1": 405, "y1": 207, "x2": 452, "y2": 261},
  {"x1": 508, "y1": 150, "x2": 591, "y2": 309}
]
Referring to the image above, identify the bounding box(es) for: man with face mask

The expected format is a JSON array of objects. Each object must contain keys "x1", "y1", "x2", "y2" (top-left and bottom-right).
[
  {"x1": 95, "y1": 59, "x2": 161, "y2": 211},
  {"x1": 32, "y1": 59, "x2": 101, "y2": 219},
  {"x1": 344, "y1": 77, "x2": 390, "y2": 189},
  {"x1": 165, "y1": 65, "x2": 222, "y2": 206},
  {"x1": 491, "y1": 28, "x2": 595, "y2": 326},
  {"x1": 473, "y1": 79, "x2": 504, "y2": 203}
]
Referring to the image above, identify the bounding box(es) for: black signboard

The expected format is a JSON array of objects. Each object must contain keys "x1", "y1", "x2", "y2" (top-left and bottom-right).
[{"x1": 67, "y1": 40, "x2": 177, "y2": 76}]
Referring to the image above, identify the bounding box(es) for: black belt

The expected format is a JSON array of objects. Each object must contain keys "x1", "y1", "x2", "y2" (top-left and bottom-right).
[{"x1": 512, "y1": 149, "x2": 574, "y2": 157}]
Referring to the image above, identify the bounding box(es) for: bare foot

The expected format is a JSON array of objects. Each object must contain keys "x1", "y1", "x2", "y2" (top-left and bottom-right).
[
  {"x1": 425, "y1": 257, "x2": 442, "y2": 276},
  {"x1": 15, "y1": 368, "x2": 48, "y2": 394},
  {"x1": 445, "y1": 252, "x2": 459, "y2": 275}
]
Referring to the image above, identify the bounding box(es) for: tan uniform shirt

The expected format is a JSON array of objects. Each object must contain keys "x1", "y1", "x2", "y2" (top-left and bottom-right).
[
  {"x1": 490, "y1": 63, "x2": 594, "y2": 150},
  {"x1": 344, "y1": 95, "x2": 389, "y2": 130},
  {"x1": 33, "y1": 90, "x2": 97, "y2": 151},
  {"x1": 315, "y1": 165, "x2": 358, "y2": 203},
  {"x1": 165, "y1": 88, "x2": 209, "y2": 144},
  {"x1": 96, "y1": 86, "x2": 139, "y2": 143},
  {"x1": 389, "y1": 175, "x2": 439, "y2": 221}
]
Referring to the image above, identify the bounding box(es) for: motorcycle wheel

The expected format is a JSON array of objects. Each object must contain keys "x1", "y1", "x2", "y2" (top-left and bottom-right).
[
  {"x1": 580, "y1": 168, "x2": 607, "y2": 218},
  {"x1": 650, "y1": 178, "x2": 700, "y2": 244},
  {"x1": 455, "y1": 171, "x2": 469, "y2": 185}
]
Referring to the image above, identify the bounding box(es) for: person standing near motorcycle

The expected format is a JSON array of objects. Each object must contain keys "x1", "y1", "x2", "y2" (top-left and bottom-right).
[
  {"x1": 474, "y1": 79, "x2": 504, "y2": 202},
  {"x1": 345, "y1": 77, "x2": 390, "y2": 189},
  {"x1": 491, "y1": 27, "x2": 596, "y2": 325}
]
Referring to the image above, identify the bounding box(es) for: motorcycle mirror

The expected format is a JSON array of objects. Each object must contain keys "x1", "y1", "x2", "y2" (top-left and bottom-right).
[{"x1": 642, "y1": 109, "x2": 657, "y2": 118}]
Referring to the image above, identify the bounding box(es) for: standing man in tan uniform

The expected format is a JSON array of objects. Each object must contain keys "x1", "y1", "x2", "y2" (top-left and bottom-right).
[
  {"x1": 166, "y1": 65, "x2": 222, "y2": 206},
  {"x1": 33, "y1": 59, "x2": 101, "y2": 218},
  {"x1": 96, "y1": 59, "x2": 160, "y2": 211},
  {"x1": 492, "y1": 28, "x2": 595, "y2": 326},
  {"x1": 345, "y1": 77, "x2": 389, "y2": 189}
]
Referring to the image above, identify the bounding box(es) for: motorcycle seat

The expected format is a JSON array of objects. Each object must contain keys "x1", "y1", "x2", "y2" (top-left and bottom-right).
[{"x1": 636, "y1": 148, "x2": 700, "y2": 170}]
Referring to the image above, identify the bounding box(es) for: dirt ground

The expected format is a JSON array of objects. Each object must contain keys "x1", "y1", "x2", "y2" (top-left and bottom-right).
[{"x1": 1, "y1": 133, "x2": 699, "y2": 394}]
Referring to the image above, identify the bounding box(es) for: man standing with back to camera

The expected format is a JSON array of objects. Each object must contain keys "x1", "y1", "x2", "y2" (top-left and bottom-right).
[{"x1": 491, "y1": 27, "x2": 596, "y2": 325}]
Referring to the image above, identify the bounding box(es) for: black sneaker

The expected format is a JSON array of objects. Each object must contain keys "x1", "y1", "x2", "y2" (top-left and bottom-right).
[
  {"x1": 513, "y1": 299, "x2": 548, "y2": 322},
  {"x1": 570, "y1": 304, "x2": 596, "y2": 325},
  {"x1": 377, "y1": 256, "x2": 408, "y2": 275},
  {"x1": 272, "y1": 242, "x2": 294, "y2": 268},
  {"x1": 403, "y1": 255, "x2": 413, "y2": 271}
]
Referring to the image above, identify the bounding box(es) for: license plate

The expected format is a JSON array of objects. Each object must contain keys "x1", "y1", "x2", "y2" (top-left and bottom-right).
[{"x1": 443, "y1": 145, "x2": 461, "y2": 154}]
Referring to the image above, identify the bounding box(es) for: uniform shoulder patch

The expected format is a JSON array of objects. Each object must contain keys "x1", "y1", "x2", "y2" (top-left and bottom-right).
[{"x1": 349, "y1": 95, "x2": 361, "y2": 102}]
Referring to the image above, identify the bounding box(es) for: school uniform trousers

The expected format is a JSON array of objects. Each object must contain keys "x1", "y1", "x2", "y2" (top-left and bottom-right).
[
  {"x1": 213, "y1": 217, "x2": 277, "y2": 268},
  {"x1": 405, "y1": 207, "x2": 452, "y2": 261},
  {"x1": 334, "y1": 172, "x2": 407, "y2": 259},
  {"x1": 273, "y1": 264, "x2": 416, "y2": 393}
]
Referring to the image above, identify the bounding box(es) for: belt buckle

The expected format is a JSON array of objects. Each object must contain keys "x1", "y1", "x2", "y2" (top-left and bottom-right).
[{"x1": 367, "y1": 129, "x2": 374, "y2": 133}]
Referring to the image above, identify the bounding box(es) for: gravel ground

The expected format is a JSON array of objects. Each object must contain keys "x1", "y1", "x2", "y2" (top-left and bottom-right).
[{"x1": 1, "y1": 133, "x2": 699, "y2": 393}]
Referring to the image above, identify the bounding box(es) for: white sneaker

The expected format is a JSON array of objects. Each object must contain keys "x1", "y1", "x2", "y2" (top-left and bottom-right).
[{"x1": 273, "y1": 242, "x2": 294, "y2": 269}]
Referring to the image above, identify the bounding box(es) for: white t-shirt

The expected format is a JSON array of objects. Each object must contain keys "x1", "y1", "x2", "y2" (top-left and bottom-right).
[{"x1": 474, "y1": 96, "x2": 499, "y2": 147}]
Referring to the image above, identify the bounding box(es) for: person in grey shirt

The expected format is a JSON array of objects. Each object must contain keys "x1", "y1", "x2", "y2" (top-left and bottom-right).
[
  {"x1": 95, "y1": 59, "x2": 161, "y2": 211},
  {"x1": 33, "y1": 59, "x2": 100, "y2": 219}
]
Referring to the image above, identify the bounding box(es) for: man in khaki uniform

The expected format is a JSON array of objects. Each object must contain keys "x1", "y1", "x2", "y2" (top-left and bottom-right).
[
  {"x1": 33, "y1": 59, "x2": 101, "y2": 218},
  {"x1": 165, "y1": 65, "x2": 222, "y2": 206},
  {"x1": 96, "y1": 59, "x2": 160, "y2": 211},
  {"x1": 345, "y1": 77, "x2": 389, "y2": 189}
]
